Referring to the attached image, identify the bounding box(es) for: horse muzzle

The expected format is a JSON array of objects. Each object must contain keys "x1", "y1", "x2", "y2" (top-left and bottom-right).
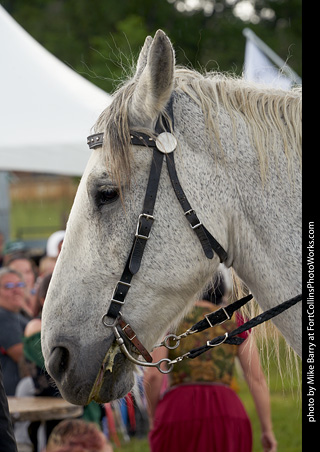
[{"x1": 44, "y1": 335, "x2": 134, "y2": 404}]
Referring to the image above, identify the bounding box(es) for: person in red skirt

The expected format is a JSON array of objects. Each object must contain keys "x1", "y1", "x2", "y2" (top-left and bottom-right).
[{"x1": 144, "y1": 276, "x2": 277, "y2": 452}]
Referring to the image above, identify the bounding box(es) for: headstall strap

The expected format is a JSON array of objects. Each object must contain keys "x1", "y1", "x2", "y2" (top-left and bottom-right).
[
  {"x1": 86, "y1": 95, "x2": 301, "y2": 371},
  {"x1": 87, "y1": 92, "x2": 227, "y2": 354},
  {"x1": 165, "y1": 151, "x2": 228, "y2": 263}
]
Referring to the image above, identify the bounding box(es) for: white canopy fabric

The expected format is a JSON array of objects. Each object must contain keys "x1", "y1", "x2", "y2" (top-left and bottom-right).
[
  {"x1": 0, "y1": 5, "x2": 112, "y2": 176},
  {"x1": 244, "y1": 38, "x2": 292, "y2": 90}
]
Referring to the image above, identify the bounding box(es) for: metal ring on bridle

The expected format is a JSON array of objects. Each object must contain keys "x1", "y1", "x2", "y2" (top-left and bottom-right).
[
  {"x1": 163, "y1": 334, "x2": 181, "y2": 350},
  {"x1": 102, "y1": 314, "x2": 119, "y2": 328}
]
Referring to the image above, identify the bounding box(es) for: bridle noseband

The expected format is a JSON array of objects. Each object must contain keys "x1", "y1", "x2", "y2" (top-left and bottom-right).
[{"x1": 87, "y1": 95, "x2": 302, "y2": 373}]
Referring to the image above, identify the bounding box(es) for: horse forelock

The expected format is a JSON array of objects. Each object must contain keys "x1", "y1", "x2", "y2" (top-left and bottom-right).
[
  {"x1": 93, "y1": 81, "x2": 136, "y2": 195},
  {"x1": 93, "y1": 66, "x2": 302, "y2": 191},
  {"x1": 93, "y1": 77, "x2": 173, "y2": 193}
]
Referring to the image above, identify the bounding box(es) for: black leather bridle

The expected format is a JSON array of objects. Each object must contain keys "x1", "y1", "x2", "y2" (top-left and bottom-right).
[{"x1": 86, "y1": 96, "x2": 302, "y2": 373}]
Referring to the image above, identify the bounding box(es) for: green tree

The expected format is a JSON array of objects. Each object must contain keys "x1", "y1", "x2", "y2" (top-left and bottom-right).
[{"x1": 2, "y1": 0, "x2": 301, "y2": 93}]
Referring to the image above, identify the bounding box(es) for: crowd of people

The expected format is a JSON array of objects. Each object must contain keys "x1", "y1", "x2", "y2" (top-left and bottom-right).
[
  {"x1": 0, "y1": 231, "x2": 69, "y2": 452},
  {"x1": 0, "y1": 228, "x2": 277, "y2": 452},
  {"x1": 0, "y1": 231, "x2": 65, "y2": 398},
  {"x1": 0, "y1": 230, "x2": 113, "y2": 452}
]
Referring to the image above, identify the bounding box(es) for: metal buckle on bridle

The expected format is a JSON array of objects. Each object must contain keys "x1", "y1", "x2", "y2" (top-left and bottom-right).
[
  {"x1": 121, "y1": 322, "x2": 137, "y2": 341},
  {"x1": 135, "y1": 213, "x2": 155, "y2": 240},
  {"x1": 205, "y1": 307, "x2": 230, "y2": 327},
  {"x1": 110, "y1": 281, "x2": 131, "y2": 307},
  {"x1": 102, "y1": 280, "x2": 132, "y2": 328},
  {"x1": 184, "y1": 209, "x2": 202, "y2": 230}
]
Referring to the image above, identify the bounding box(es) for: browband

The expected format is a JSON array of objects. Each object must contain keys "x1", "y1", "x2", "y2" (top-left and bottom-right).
[{"x1": 87, "y1": 131, "x2": 157, "y2": 150}]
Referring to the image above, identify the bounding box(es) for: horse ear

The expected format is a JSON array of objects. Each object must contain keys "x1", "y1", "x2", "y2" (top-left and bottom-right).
[
  {"x1": 131, "y1": 30, "x2": 175, "y2": 124},
  {"x1": 135, "y1": 35, "x2": 153, "y2": 78}
]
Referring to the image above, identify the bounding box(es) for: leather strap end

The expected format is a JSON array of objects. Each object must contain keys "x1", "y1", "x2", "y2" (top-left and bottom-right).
[
  {"x1": 117, "y1": 317, "x2": 153, "y2": 363},
  {"x1": 194, "y1": 225, "x2": 214, "y2": 259}
]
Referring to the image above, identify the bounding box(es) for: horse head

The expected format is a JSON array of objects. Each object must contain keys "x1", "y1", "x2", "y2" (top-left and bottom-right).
[
  {"x1": 41, "y1": 31, "x2": 228, "y2": 404},
  {"x1": 41, "y1": 30, "x2": 302, "y2": 405}
]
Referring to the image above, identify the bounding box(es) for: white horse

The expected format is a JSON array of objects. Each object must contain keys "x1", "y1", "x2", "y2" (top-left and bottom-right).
[{"x1": 41, "y1": 30, "x2": 302, "y2": 405}]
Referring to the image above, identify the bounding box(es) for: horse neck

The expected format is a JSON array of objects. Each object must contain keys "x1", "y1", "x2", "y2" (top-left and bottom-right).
[{"x1": 219, "y1": 119, "x2": 302, "y2": 309}]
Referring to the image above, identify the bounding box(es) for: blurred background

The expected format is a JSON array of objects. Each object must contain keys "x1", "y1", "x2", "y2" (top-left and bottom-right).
[
  {"x1": 0, "y1": 0, "x2": 302, "y2": 262},
  {"x1": 2, "y1": 0, "x2": 302, "y2": 92},
  {"x1": 0, "y1": 2, "x2": 302, "y2": 451}
]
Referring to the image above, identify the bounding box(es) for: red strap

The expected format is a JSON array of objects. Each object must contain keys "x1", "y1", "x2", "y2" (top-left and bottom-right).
[
  {"x1": 105, "y1": 403, "x2": 121, "y2": 447},
  {"x1": 126, "y1": 393, "x2": 136, "y2": 432}
]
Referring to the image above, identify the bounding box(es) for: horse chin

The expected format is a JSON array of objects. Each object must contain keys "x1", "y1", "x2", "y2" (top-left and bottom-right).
[
  {"x1": 94, "y1": 368, "x2": 135, "y2": 404},
  {"x1": 87, "y1": 350, "x2": 135, "y2": 404}
]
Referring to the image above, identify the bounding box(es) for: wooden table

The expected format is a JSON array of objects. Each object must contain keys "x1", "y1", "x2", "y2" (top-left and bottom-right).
[{"x1": 8, "y1": 396, "x2": 83, "y2": 422}]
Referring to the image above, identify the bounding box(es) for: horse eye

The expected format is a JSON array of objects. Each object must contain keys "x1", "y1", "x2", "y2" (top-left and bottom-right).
[{"x1": 96, "y1": 188, "x2": 119, "y2": 207}]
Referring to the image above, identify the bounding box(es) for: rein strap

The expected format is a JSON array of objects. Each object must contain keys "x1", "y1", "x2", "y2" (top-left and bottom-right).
[
  {"x1": 187, "y1": 293, "x2": 302, "y2": 359},
  {"x1": 191, "y1": 294, "x2": 253, "y2": 333}
]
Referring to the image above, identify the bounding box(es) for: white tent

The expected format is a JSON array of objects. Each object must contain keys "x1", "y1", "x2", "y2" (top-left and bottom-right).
[{"x1": 0, "y1": 5, "x2": 112, "y2": 176}]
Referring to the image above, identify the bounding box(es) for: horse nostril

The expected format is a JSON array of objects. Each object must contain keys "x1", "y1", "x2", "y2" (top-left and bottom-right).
[{"x1": 47, "y1": 346, "x2": 70, "y2": 382}]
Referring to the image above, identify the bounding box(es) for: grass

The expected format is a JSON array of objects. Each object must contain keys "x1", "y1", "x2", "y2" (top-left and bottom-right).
[
  {"x1": 10, "y1": 199, "x2": 73, "y2": 239},
  {"x1": 114, "y1": 438, "x2": 150, "y2": 452}
]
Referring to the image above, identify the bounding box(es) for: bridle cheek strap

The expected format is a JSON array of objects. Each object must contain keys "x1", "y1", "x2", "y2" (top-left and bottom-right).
[
  {"x1": 101, "y1": 142, "x2": 164, "y2": 363},
  {"x1": 165, "y1": 151, "x2": 228, "y2": 262}
]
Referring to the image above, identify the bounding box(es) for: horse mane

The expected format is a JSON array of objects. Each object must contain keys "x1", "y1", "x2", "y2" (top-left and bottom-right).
[
  {"x1": 94, "y1": 66, "x2": 302, "y2": 190},
  {"x1": 174, "y1": 68, "x2": 302, "y2": 181},
  {"x1": 231, "y1": 269, "x2": 301, "y2": 392}
]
